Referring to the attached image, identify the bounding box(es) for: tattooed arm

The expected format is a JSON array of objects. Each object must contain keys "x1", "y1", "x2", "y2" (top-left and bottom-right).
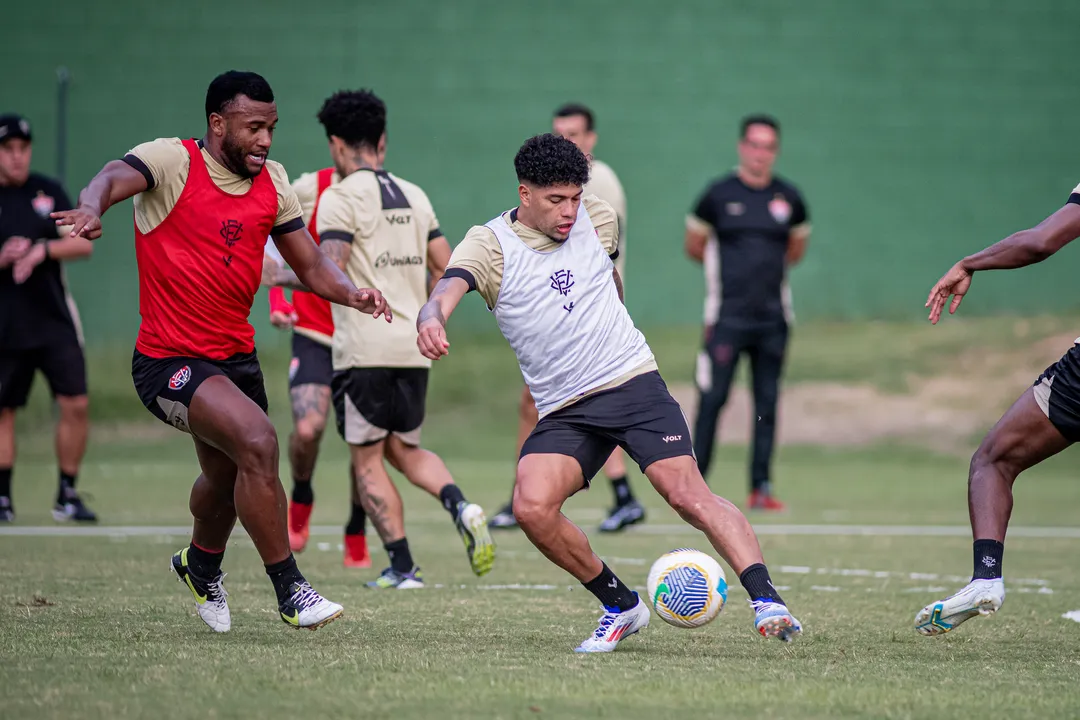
[
  {"x1": 612, "y1": 266, "x2": 625, "y2": 304},
  {"x1": 266, "y1": 228, "x2": 391, "y2": 321},
  {"x1": 416, "y1": 276, "x2": 469, "y2": 360}
]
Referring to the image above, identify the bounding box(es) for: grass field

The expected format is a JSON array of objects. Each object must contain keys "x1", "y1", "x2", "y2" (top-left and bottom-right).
[{"x1": 3, "y1": 318, "x2": 1080, "y2": 719}]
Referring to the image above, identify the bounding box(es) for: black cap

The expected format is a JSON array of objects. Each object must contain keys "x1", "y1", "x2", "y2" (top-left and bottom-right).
[{"x1": 0, "y1": 114, "x2": 32, "y2": 144}]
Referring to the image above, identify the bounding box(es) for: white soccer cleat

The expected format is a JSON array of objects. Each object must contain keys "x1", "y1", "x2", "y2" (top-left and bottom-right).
[
  {"x1": 574, "y1": 594, "x2": 651, "y2": 653},
  {"x1": 752, "y1": 600, "x2": 802, "y2": 642},
  {"x1": 455, "y1": 502, "x2": 496, "y2": 576},
  {"x1": 279, "y1": 581, "x2": 344, "y2": 630},
  {"x1": 171, "y1": 548, "x2": 231, "y2": 633},
  {"x1": 915, "y1": 578, "x2": 1005, "y2": 636}
]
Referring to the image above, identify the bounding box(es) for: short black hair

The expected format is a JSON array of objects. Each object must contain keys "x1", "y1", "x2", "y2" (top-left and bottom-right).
[
  {"x1": 316, "y1": 90, "x2": 386, "y2": 149},
  {"x1": 514, "y1": 133, "x2": 590, "y2": 188},
  {"x1": 553, "y1": 103, "x2": 594, "y2": 131},
  {"x1": 740, "y1": 113, "x2": 780, "y2": 139},
  {"x1": 205, "y1": 71, "x2": 274, "y2": 122}
]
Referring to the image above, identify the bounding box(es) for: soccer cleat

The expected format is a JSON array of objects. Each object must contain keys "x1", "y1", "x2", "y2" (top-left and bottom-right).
[
  {"x1": 287, "y1": 500, "x2": 313, "y2": 553},
  {"x1": 366, "y1": 566, "x2": 425, "y2": 589},
  {"x1": 52, "y1": 493, "x2": 98, "y2": 522},
  {"x1": 574, "y1": 593, "x2": 651, "y2": 653},
  {"x1": 279, "y1": 580, "x2": 343, "y2": 630},
  {"x1": 747, "y1": 490, "x2": 787, "y2": 513},
  {"x1": 456, "y1": 502, "x2": 496, "y2": 576},
  {"x1": 343, "y1": 533, "x2": 371, "y2": 569},
  {"x1": 171, "y1": 548, "x2": 230, "y2": 633},
  {"x1": 488, "y1": 501, "x2": 518, "y2": 529},
  {"x1": 752, "y1": 600, "x2": 802, "y2": 642},
  {"x1": 0, "y1": 497, "x2": 13, "y2": 523},
  {"x1": 914, "y1": 578, "x2": 1005, "y2": 636},
  {"x1": 598, "y1": 499, "x2": 646, "y2": 532}
]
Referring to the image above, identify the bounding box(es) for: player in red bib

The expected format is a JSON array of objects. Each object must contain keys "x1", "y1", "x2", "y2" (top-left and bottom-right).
[
  {"x1": 52, "y1": 71, "x2": 390, "y2": 633},
  {"x1": 266, "y1": 166, "x2": 370, "y2": 568}
]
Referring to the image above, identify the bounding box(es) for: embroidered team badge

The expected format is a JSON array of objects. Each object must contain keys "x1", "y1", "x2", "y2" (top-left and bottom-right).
[
  {"x1": 768, "y1": 194, "x2": 791, "y2": 224},
  {"x1": 289, "y1": 357, "x2": 300, "y2": 382},
  {"x1": 168, "y1": 366, "x2": 192, "y2": 391},
  {"x1": 31, "y1": 191, "x2": 55, "y2": 218}
]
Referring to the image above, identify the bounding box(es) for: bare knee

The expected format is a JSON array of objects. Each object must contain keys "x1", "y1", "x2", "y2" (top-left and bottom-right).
[
  {"x1": 970, "y1": 430, "x2": 1021, "y2": 481},
  {"x1": 292, "y1": 415, "x2": 325, "y2": 447},
  {"x1": 57, "y1": 395, "x2": 89, "y2": 423},
  {"x1": 236, "y1": 425, "x2": 279, "y2": 476},
  {"x1": 512, "y1": 484, "x2": 557, "y2": 532}
]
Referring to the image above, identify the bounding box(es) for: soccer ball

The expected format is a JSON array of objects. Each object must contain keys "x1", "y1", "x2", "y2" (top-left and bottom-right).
[{"x1": 646, "y1": 548, "x2": 728, "y2": 628}]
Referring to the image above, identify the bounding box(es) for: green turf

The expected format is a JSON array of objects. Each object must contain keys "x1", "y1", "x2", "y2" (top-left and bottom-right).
[{"x1": 4, "y1": 318, "x2": 1080, "y2": 718}]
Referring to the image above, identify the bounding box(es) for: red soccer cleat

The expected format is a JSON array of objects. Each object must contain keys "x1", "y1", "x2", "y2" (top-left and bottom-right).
[
  {"x1": 747, "y1": 490, "x2": 787, "y2": 513},
  {"x1": 288, "y1": 501, "x2": 313, "y2": 553},
  {"x1": 343, "y1": 533, "x2": 371, "y2": 569}
]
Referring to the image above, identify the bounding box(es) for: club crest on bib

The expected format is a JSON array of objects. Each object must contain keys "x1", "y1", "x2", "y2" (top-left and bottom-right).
[
  {"x1": 768, "y1": 194, "x2": 791, "y2": 224},
  {"x1": 32, "y1": 191, "x2": 55, "y2": 218},
  {"x1": 220, "y1": 219, "x2": 243, "y2": 248},
  {"x1": 169, "y1": 366, "x2": 192, "y2": 390},
  {"x1": 550, "y1": 269, "x2": 574, "y2": 296}
]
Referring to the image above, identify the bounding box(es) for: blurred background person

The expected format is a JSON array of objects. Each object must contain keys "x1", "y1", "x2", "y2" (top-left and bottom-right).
[
  {"x1": 684, "y1": 114, "x2": 810, "y2": 512},
  {"x1": 0, "y1": 113, "x2": 96, "y2": 523}
]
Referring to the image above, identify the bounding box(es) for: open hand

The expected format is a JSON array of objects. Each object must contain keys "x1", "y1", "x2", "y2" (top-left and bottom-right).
[
  {"x1": 349, "y1": 287, "x2": 392, "y2": 322},
  {"x1": 0, "y1": 236, "x2": 32, "y2": 268},
  {"x1": 50, "y1": 206, "x2": 103, "y2": 240},
  {"x1": 925, "y1": 261, "x2": 972, "y2": 324},
  {"x1": 270, "y1": 310, "x2": 298, "y2": 330},
  {"x1": 417, "y1": 320, "x2": 450, "y2": 360}
]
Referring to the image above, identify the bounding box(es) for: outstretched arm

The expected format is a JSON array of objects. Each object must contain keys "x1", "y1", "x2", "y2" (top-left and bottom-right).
[
  {"x1": 926, "y1": 202, "x2": 1080, "y2": 324},
  {"x1": 49, "y1": 161, "x2": 149, "y2": 239},
  {"x1": 269, "y1": 227, "x2": 391, "y2": 322},
  {"x1": 416, "y1": 276, "x2": 469, "y2": 360}
]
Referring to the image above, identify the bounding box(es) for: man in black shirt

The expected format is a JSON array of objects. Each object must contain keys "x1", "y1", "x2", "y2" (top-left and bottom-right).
[
  {"x1": 684, "y1": 114, "x2": 810, "y2": 512},
  {"x1": 0, "y1": 113, "x2": 96, "y2": 522}
]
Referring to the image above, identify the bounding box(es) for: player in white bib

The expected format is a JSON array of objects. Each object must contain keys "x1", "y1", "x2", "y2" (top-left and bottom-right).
[{"x1": 417, "y1": 134, "x2": 801, "y2": 652}]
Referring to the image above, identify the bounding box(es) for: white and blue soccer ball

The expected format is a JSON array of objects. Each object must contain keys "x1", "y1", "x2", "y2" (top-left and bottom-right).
[{"x1": 646, "y1": 548, "x2": 728, "y2": 628}]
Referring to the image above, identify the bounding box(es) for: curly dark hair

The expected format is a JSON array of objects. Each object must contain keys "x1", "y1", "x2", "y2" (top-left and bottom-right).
[
  {"x1": 514, "y1": 133, "x2": 590, "y2": 188},
  {"x1": 316, "y1": 90, "x2": 386, "y2": 149}
]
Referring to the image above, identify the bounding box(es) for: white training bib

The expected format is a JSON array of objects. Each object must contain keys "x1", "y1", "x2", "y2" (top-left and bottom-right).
[{"x1": 487, "y1": 202, "x2": 654, "y2": 416}]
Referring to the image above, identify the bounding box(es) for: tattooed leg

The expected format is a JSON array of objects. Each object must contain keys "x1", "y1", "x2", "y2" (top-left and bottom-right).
[
  {"x1": 350, "y1": 441, "x2": 405, "y2": 543},
  {"x1": 288, "y1": 383, "x2": 331, "y2": 482}
]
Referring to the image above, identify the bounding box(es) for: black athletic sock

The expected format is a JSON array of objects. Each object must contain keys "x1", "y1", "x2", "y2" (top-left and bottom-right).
[
  {"x1": 187, "y1": 543, "x2": 225, "y2": 578},
  {"x1": 291, "y1": 477, "x2": 314, "y2": 505},
  {"x1": 265, "y1": 554, "x2": 305, "y2": 604},
  {"x1": 344, "y1": 503, "x2": 367, "y2": 536},
  {"x1": 583, "y1": 563, "x2": 638, "y2": 612},
  {"x1": 972, "y1": 539, "x2": 1004, "y2": 580},
  {"x1": 439, "y1": 484, "x2": 466, "y2": 521},
  {"x1": 740, "y1": 563, "x2": 785, "y2": 605},
  {"x1": 609, "y1": 475, "x2": 632, "y2": 506},
  {"x1": 57, "y1": 471, "x2": 77, "y2": 503},
  {"x1": 385, "y1": 538, "x2": 415, "y2": 575},
  {"x1": 0, "y1": 467, "x2": 11, "y2": 498}
]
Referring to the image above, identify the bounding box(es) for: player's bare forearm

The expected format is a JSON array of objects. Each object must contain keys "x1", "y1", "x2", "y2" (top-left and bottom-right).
[
  {"x1": 273, "y1": 229, "x2": 350, "y2": 302},
  {"x1": 612, "y1": 267, "x2": 625, "y2": 304},
  {"x1": 786, "y1": 229, "x2": 809, "y2": 266},
  {"x1": 44, "y1": 235, "x2": 94, "y2": 261},
  {"x1": 418, "y1": 277, "x2": 465, "y2": 330},
  {"x1": 51, "y1": 161, "x2": 148, "y2": 239},
  {"x1": 962, "y1": 204, "x2": 1080, "y2": 272},
  {"x1": 685, "y1": 228, "x2": 707, "y2": 264}
]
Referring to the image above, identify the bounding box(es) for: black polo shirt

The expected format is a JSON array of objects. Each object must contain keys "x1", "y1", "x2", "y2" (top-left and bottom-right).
[
  {"x1": 691, "y1": 173, "x2": 808, "y2": 326},
  {"x1": 0, "y1": 173, "x2": 78, "y2": 349}
]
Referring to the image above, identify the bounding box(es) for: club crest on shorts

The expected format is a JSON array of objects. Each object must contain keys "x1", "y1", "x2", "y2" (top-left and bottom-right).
[
  {"x1": 168, "y1": 365, "x2": 192, "y2": 391},
  {"x1": 768, "y1": 194, "x2": 791, "y2": 224},
  {"x1": 289, "y1": 357, "x2": 300, "y2": 381},
  {"x1": 32, "y1": 191, "x2": 55, "y2": 218}
]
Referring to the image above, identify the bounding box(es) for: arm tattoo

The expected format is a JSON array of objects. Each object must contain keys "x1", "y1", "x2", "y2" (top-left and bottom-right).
[
  {"x1": 272, "y1": 268, "x2": 311, "y2": 292},
  {"x1": 321, "y1": 238, "x2": 351, "y2": 272},
  {"x1": 612, "y1": 267, "x2": 625, "y2": 304},
  {"x1": 416, "y1": 280, "x2": 450, "y2": 330}
]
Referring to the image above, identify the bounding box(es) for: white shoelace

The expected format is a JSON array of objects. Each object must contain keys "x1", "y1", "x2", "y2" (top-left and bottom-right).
[
  {"x1": 291, "y1": 581, "x2": 322, "y2": 610},
  {"x1": 208, "y1": 573, "x2": 229, "y2": 604}
]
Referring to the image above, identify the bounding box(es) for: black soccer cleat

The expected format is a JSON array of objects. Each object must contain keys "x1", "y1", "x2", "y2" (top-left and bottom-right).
[
  {"x1": 52, "y1": 493, "x2": 97, "y2": 523},
  {"x1": 0, "y1": 496, "x2": 14, "y2": 523}
]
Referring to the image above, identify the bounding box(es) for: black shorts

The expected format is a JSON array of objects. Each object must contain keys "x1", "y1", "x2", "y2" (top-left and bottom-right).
[
  {"x1": 289, "y1": 333, "x2": 333, "y2": 390},
  {"x1": 131, "y1": 349, "x2": 268, "y2": 434},
  {"x1": 521, "y1": 370, "x2": 695, "y2": 485},
  {"x1": 0, "y1": 340, "x2": 87, "y2": 409},
  {"x1": 1033, "y1": 344, "x2": 1080, "y2": 442},
  {"x1": 332, "y1": 367, "x2": 428, "y2": 446}
]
